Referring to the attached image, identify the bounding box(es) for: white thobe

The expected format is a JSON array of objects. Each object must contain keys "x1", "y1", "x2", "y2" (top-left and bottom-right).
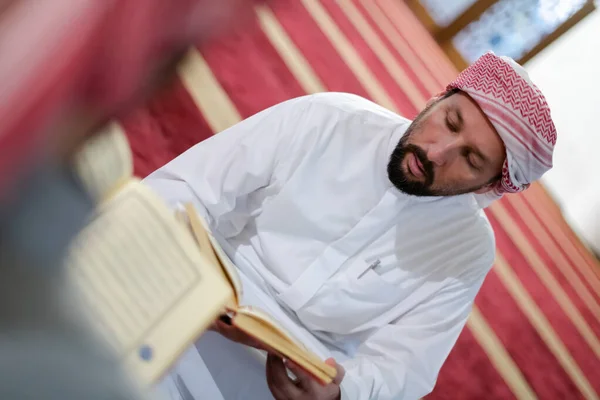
[{"x1": 144, "y1": 93, "x2": 495, "y2": 400}]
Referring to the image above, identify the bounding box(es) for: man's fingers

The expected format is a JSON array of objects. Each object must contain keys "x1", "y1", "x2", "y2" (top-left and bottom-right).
[
  {"x1": 215, "y1": 320, "x2": 233, "y2": 331},
  {"x1": 211, "y1": 320, "x2": 262, "y2": 348},
  {"x1": 265, "y1": 358, "x2": 288, "y2": 400},
  {"x1": 266, "y1": 354, "x2": 290, "y2": 387},
  {"x1": 209, "y1": 320, "x2": 228, "y2": 333},
  {"x1": 325, "y1": 357, "x2": 346, "y2": 385},
  {"x1": 284, "y1": 360, "x2": 311, "y2": 387},
  {"x1": 266, "y1": 354, "x2": 299, "y2": 399},
  {"x1": 211, "y1": 320, "x2": 233, "y2": 337}
]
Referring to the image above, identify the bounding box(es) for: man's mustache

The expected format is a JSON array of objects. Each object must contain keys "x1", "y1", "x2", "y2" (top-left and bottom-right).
[{"x1": 404, "y1": 144, "x2": 434, "y2": 186}]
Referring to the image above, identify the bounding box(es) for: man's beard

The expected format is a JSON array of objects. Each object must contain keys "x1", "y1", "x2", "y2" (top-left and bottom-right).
[{"x1": 387, "y1": 133, "x2": 437, "y2": 197}]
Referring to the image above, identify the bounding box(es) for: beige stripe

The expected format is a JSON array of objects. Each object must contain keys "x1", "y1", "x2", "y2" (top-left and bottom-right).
[
  {"x1": 467, "y1": 307, "x2": 538, "y2": 400},
  {"x1": 507, "y1": 194, "x2": 600, "y2": 305},
  {"x1": 522, "y1": 188, "x2": 600, "y2": 280},
  {"x1": 177, "y1": 48, "x2": 242, "y2": 134},
  {"x1": 335, "y1": 0, "x2": 427, "y2": 109},
  {"x1": 495, "y1": 253, "x2": 599, "y2": 400},
  {"x1": 301, "y1": 0, "x2": 397, "y2": 111},
  {"x1": 375, "y1": 0, "x2": 457, "y2": 81},
  {"x1": 256, "y1": 5, "x2": 327, "y2": 94},
  {"x1": 359, "y1": 0, "x2": 443, "y2": 94},
  {"x1": 491, "y1": 201, "x2": 600, "y2": 361}
]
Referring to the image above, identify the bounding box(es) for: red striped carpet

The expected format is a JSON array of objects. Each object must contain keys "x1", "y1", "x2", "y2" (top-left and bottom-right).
[{"x1": 119, "y1": 1, "x2": 600, "y2": 398}]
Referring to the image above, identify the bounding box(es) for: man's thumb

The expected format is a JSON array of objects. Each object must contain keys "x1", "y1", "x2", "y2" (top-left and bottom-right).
[{"x1": 325, "y1": 357, "x2": 345, "y2": 384}]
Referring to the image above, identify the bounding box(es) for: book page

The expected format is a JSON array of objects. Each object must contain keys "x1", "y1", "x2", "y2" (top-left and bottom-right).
[
  {"x1": 71, "y1": 122, "x2": 133, "y2": 201},
  {"x1": 185, "y1": 204, "x2": 244, "y2": 301},
  {"x1": 180, "y1": 204, "x2": 238, "y2": 310},
  {"x1": 236, "y1": 306, "x2": 305, "y2": 350},
  {"x1": 64, "y1": 180, "x2": 233, "y2": 384}
]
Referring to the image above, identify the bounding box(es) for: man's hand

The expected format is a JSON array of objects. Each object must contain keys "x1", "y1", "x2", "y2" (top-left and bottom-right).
[
  {"x1": 209, "y1": 317, "x2": 267, "y2": 350},
  {"x1": 266, "y1": 354, "x2": 345, "y2": 400}
]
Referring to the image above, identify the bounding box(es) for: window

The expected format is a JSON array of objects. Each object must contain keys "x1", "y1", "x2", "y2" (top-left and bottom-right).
[
  {"x1": 419, "y1": 0, "x2": 478, "y2": 27},
  {"x1": 452, "y1": 0, "x2": 588, "y2": 63}
]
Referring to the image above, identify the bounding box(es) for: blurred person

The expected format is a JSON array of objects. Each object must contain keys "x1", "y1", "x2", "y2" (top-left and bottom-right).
[
  {"x1": 145, "y1": 52, "x2": 557, "y2": 400},
  {"x1": 0, "y1": 0, "x2": 261, "y2": 198},
  {"x1": 0, "y1": 1, "x2": 266, "y2": 399}
]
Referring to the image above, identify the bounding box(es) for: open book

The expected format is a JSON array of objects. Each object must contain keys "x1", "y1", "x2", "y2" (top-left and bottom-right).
[
  {"x1": 181, "y1": 203, "x2": 337, "y2": 385},
  {"x1": 65, "y1": 123, "x2": 337, "y2": 386}
]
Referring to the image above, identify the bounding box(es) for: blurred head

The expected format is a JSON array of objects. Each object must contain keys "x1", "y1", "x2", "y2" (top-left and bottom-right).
[{"x1": 388, "y1": 88, "x2": 505, "y2": 197}]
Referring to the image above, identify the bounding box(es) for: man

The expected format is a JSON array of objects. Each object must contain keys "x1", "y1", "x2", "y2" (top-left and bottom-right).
[{"x1": 146, "y1": 52, "x2": 556, "y2": 400}]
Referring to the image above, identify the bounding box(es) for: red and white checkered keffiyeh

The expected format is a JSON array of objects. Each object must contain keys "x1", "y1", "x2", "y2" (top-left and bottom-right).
[{"x1": 446, "y1": 52, "x2": 557, "y2": 207}]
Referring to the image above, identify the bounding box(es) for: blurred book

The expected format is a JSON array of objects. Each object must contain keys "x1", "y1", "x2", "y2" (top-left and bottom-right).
[{"x1": 65, "y1": 123, "x2": 232, "y2": 384}]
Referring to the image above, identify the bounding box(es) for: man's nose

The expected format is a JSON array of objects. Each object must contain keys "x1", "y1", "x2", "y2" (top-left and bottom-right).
[{"x1": 427, "y1": 137, "x2": 461, "y2": 166}]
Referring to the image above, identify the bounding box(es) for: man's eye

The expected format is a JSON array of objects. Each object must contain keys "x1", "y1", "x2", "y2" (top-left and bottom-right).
[
  {"x1": 467, "y1": 155, "x2": 481, "y2": 171},
  {"x1": 446, "y1": 116, "x2": 458, "y2": 133}
]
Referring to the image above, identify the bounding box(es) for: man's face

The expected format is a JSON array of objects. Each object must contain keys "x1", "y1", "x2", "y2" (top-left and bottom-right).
[{"x1": 388, "y1": 90, "x2": 506, "y2": 197}]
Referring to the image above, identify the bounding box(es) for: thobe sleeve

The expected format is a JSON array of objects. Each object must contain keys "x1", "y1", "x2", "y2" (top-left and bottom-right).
[
  {"x1": 142, "y1": 96, "x2": 312, "y2": 238},
  {"x1": 339, "y1": 256, "x2": 492, "y2": 400}
]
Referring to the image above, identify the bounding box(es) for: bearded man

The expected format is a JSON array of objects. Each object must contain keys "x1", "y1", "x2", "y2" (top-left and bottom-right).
[{"x1": 147, "y1": 52, "x2": 557, "y2": 400}]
